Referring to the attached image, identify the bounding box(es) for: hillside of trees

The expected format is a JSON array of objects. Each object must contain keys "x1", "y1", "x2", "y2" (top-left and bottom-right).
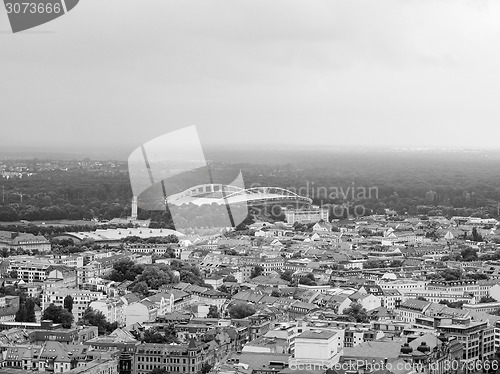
[{"x1": 1, "y1": 150, "x2": 500, "y2": 227}]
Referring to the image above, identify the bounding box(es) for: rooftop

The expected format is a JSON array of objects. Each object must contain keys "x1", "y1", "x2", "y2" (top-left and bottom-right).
[{"x1": 297, "y1": 330, "x2": 336, "y2": 340}]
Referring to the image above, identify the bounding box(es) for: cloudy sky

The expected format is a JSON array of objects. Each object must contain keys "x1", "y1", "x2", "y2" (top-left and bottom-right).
[{"x1": 1, "y1": 0, "x2": 500, "y2": 157}]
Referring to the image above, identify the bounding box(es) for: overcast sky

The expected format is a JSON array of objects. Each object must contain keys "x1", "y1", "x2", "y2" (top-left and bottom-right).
[{"x1": 1, "y1": 0, "x2": 500, "y2": 156}]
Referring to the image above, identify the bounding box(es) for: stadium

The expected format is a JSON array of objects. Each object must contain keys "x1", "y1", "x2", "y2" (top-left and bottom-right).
[{"x1": 166, "y1": 184, "x2": 313, "y2": 207}]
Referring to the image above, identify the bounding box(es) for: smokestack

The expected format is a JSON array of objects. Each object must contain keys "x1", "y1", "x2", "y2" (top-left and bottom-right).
[{"x1": 132, "y1": 196, "x2": 138, "y2": 220}]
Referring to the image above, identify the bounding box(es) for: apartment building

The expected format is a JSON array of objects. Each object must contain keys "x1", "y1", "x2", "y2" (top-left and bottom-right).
[
  {"x1": 403, "y1": 290, "x2": 475, "y2": 304},
  {"x1": 284, "y1": 208, "x2": 329, "y2": 224},
  {"x1": 134, "y1": 340, "x2": 215, "y2": 374},
  {"x1": 8, "y1": 259, "x2": 51, "y2": 282},
  {"x1": 436, "y1": 317, "x2": 495, "y2": 363},
  {"x1": 427, "y1": 280, "x2": 489, "y2": 299},
  {"x1": 89, "y1": 298, "x2": 125, "y2": 326},
  {"x1": 126, "y1": 244, "x2": 182, "y2": 258},
  {"x1": 42, "y1": 288, "x2": 106, "y2": 323},
  {"x1": 238, "y1": 257, "x2": 285, "y2": 276},
  {"x1": 377, "y1": 279, "x2": 427, "y2": 293},
  {"x1": 76, "y1": 262, "x2": 101, "y2": 286},
  {"x1": 494, "y1": 320, "x2": 500, "y2": 351},
  {"x1": 53, "y1": 255, "x2": 84, "y2": 268}
]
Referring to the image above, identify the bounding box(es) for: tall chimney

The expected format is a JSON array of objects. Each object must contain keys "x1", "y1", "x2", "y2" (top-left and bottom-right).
[{"x1": 131, "y1": 196, "x2": 138, "y2": 220}]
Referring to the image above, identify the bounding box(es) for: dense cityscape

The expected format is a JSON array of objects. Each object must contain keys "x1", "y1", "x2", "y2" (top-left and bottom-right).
[
  {"x1": 0, "y1": 156, "x2": 500, "y2": 374},
  {"x1": 3, "y1": 1, "x2": 500, "y2": 374}
]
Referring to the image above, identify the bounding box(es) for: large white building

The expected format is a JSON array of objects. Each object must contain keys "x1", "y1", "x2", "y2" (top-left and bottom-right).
[
  {"x1": 403, "y1": 290, "x2": 475, "y2": 304},
  {"x1": 52, "y1": 255, "x2": 84, "y2": 268},
  {"x1": 377, "y1": 279, "x2": 427, "y2": 293},
  {"x1": 123, "y1": 300, "x2": 158, "y2": 328},
  {"x1": 284, "y1": 208, "x2": 329, "y2": 224},
  {"x1": 426, "y1": 280, "x2": 490, "y2": 299},
  {"x1": 293, "y1": 330, "x2": 339, "y2": 366},
  {"x1": 0, "y1": 232, "x2": 51, "y2": 253}
]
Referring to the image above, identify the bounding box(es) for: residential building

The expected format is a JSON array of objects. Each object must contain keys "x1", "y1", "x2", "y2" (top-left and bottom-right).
[
  {"x1": 436, "y1": 317, "x2": 495, "y2": 363},
  {"x1": 284, "y1": 208, "x2": 329, "y2": 224},
  {"x1": 42, "y1": 288, "x2": 106, "y2": 323},
  {"x1": 89, "y1": 298, "x2": 126, "y2": 326},
  {"x1": 0, "y1": 295, "x2": 20, "y2": 322},
  {"x1": 134, "y1": 340, "x2": 215, "y2": 374},
  {"x1": 124, "y1": 300, "x2": 158, "y2": 328}
]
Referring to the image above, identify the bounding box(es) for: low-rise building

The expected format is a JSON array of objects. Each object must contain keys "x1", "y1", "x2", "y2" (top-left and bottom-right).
[
  {"x1": 293, "y1": 330, "x2": 339, "y2": 366},
  {"x1": 0, "y1": 296, "x2": 20, "y2": 322}
]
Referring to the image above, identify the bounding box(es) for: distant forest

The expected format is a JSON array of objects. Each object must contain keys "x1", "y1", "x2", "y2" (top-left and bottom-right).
[{"x1": 1, "y1": 150, "x2": 500, "y2": 227}]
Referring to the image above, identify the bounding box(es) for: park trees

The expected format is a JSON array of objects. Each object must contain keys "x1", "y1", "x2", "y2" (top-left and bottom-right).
[
  {"x1": 343, "y1": 303, "x2": 369, "y2": 323},
  {"x1": 228, "y1": 303, "x2": 256, "y2": 319},
  {"x1": 79, "y1": 307, "x2": 118, "y2": 335},
  {"x1": 42, "y1": 304, "x2": 74, "y2": 328},
  {"x1": 250, "y1": 265, "x2": 263, "y2": 279},
  {"x1": 63, "y1": 295, "x2": 74, "y2": 313},
  {"x1": 15, "y1": 298, "x2": 36, "y2": 323}
]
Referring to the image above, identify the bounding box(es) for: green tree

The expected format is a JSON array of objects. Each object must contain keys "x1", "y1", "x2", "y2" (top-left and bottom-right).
[
  {"x1": 468, "y1": 273, "x2": 488, "y2": 280},
  {"x1": 142, "y1": 326, "x2": 178, "y2": 344},
  {"x1": 440, "y1": 300, "x2": 464, "y2": 309},
  {"x1": 63, "y1": 295, "x2": 74, "y2": 313},
  {"x1": 207, "y1": 305, "x2": 220, "y2": 318},
  {"x1": 435, "y1": 268, "x2": 463, "y2": 281},
  {"x1": 217, "y1": 284, "x2": 231, "y2": 294},
  {"x1": 201, "y1": 363, "x2": 213, "y2": 374},
  {"x1": 343, "y1": 303, "x2": 369, "y2": 323},
  {"x1": 131, "y1": 281, "x2": 150, "y2": 297},
  {"x1": 299, "y1": 273, "x2": 317, "y2": 286},
  {"x1": 479, "y1": 296, "x2": 497, "y2": 304},
  {"x1": 136, "y1": 265, "x2": 174, "y2": 289},
  {"x1": 471, "y1": 227, "x2": 483, "y2": 242},
  {"x1": 79, "y1": 307, "x2": 112, "y2": 335},
  {"x1": 460, "y1": 247, "x2": 478, "y2": 261},
  {"x1": 364, "y1": 260, "x2": 384, "y2": 269},
  {"x1": 389, "y1": 260, "x2": 403, "y2": 268},
  {"x1": 108, "y1": 259, "x2": 145, "y2": 282},
  {"x1": 170, "y1": 261, "x2": 206, "y2": 287},
  {"x1": 228, "y1": 303, "x2": 256, "y2": 319},
  {"x1": 42, "y1": 304, "x2": 74, "y2": 328},
  {"x1": 223, "y1": 275, "x2": 237, "y2": 283},
  {"x1": 164, "y1": 234, "x2": 179, "y2": 243},
  {"x1": 150, "y1": 369, "x2": 168, "y2": 374},
  {"x1": 15, "y1": 297, "x2": 36, "y2": 322},
  {"x1": 179, "y1": 268, "x2": 206, "y2": 287},
  {"x1": 280, "y1": 270, "x2": 293, "y2": 283},
  {"x1": 250, "y1": 265, "x2": 263, "y2": 279}
]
